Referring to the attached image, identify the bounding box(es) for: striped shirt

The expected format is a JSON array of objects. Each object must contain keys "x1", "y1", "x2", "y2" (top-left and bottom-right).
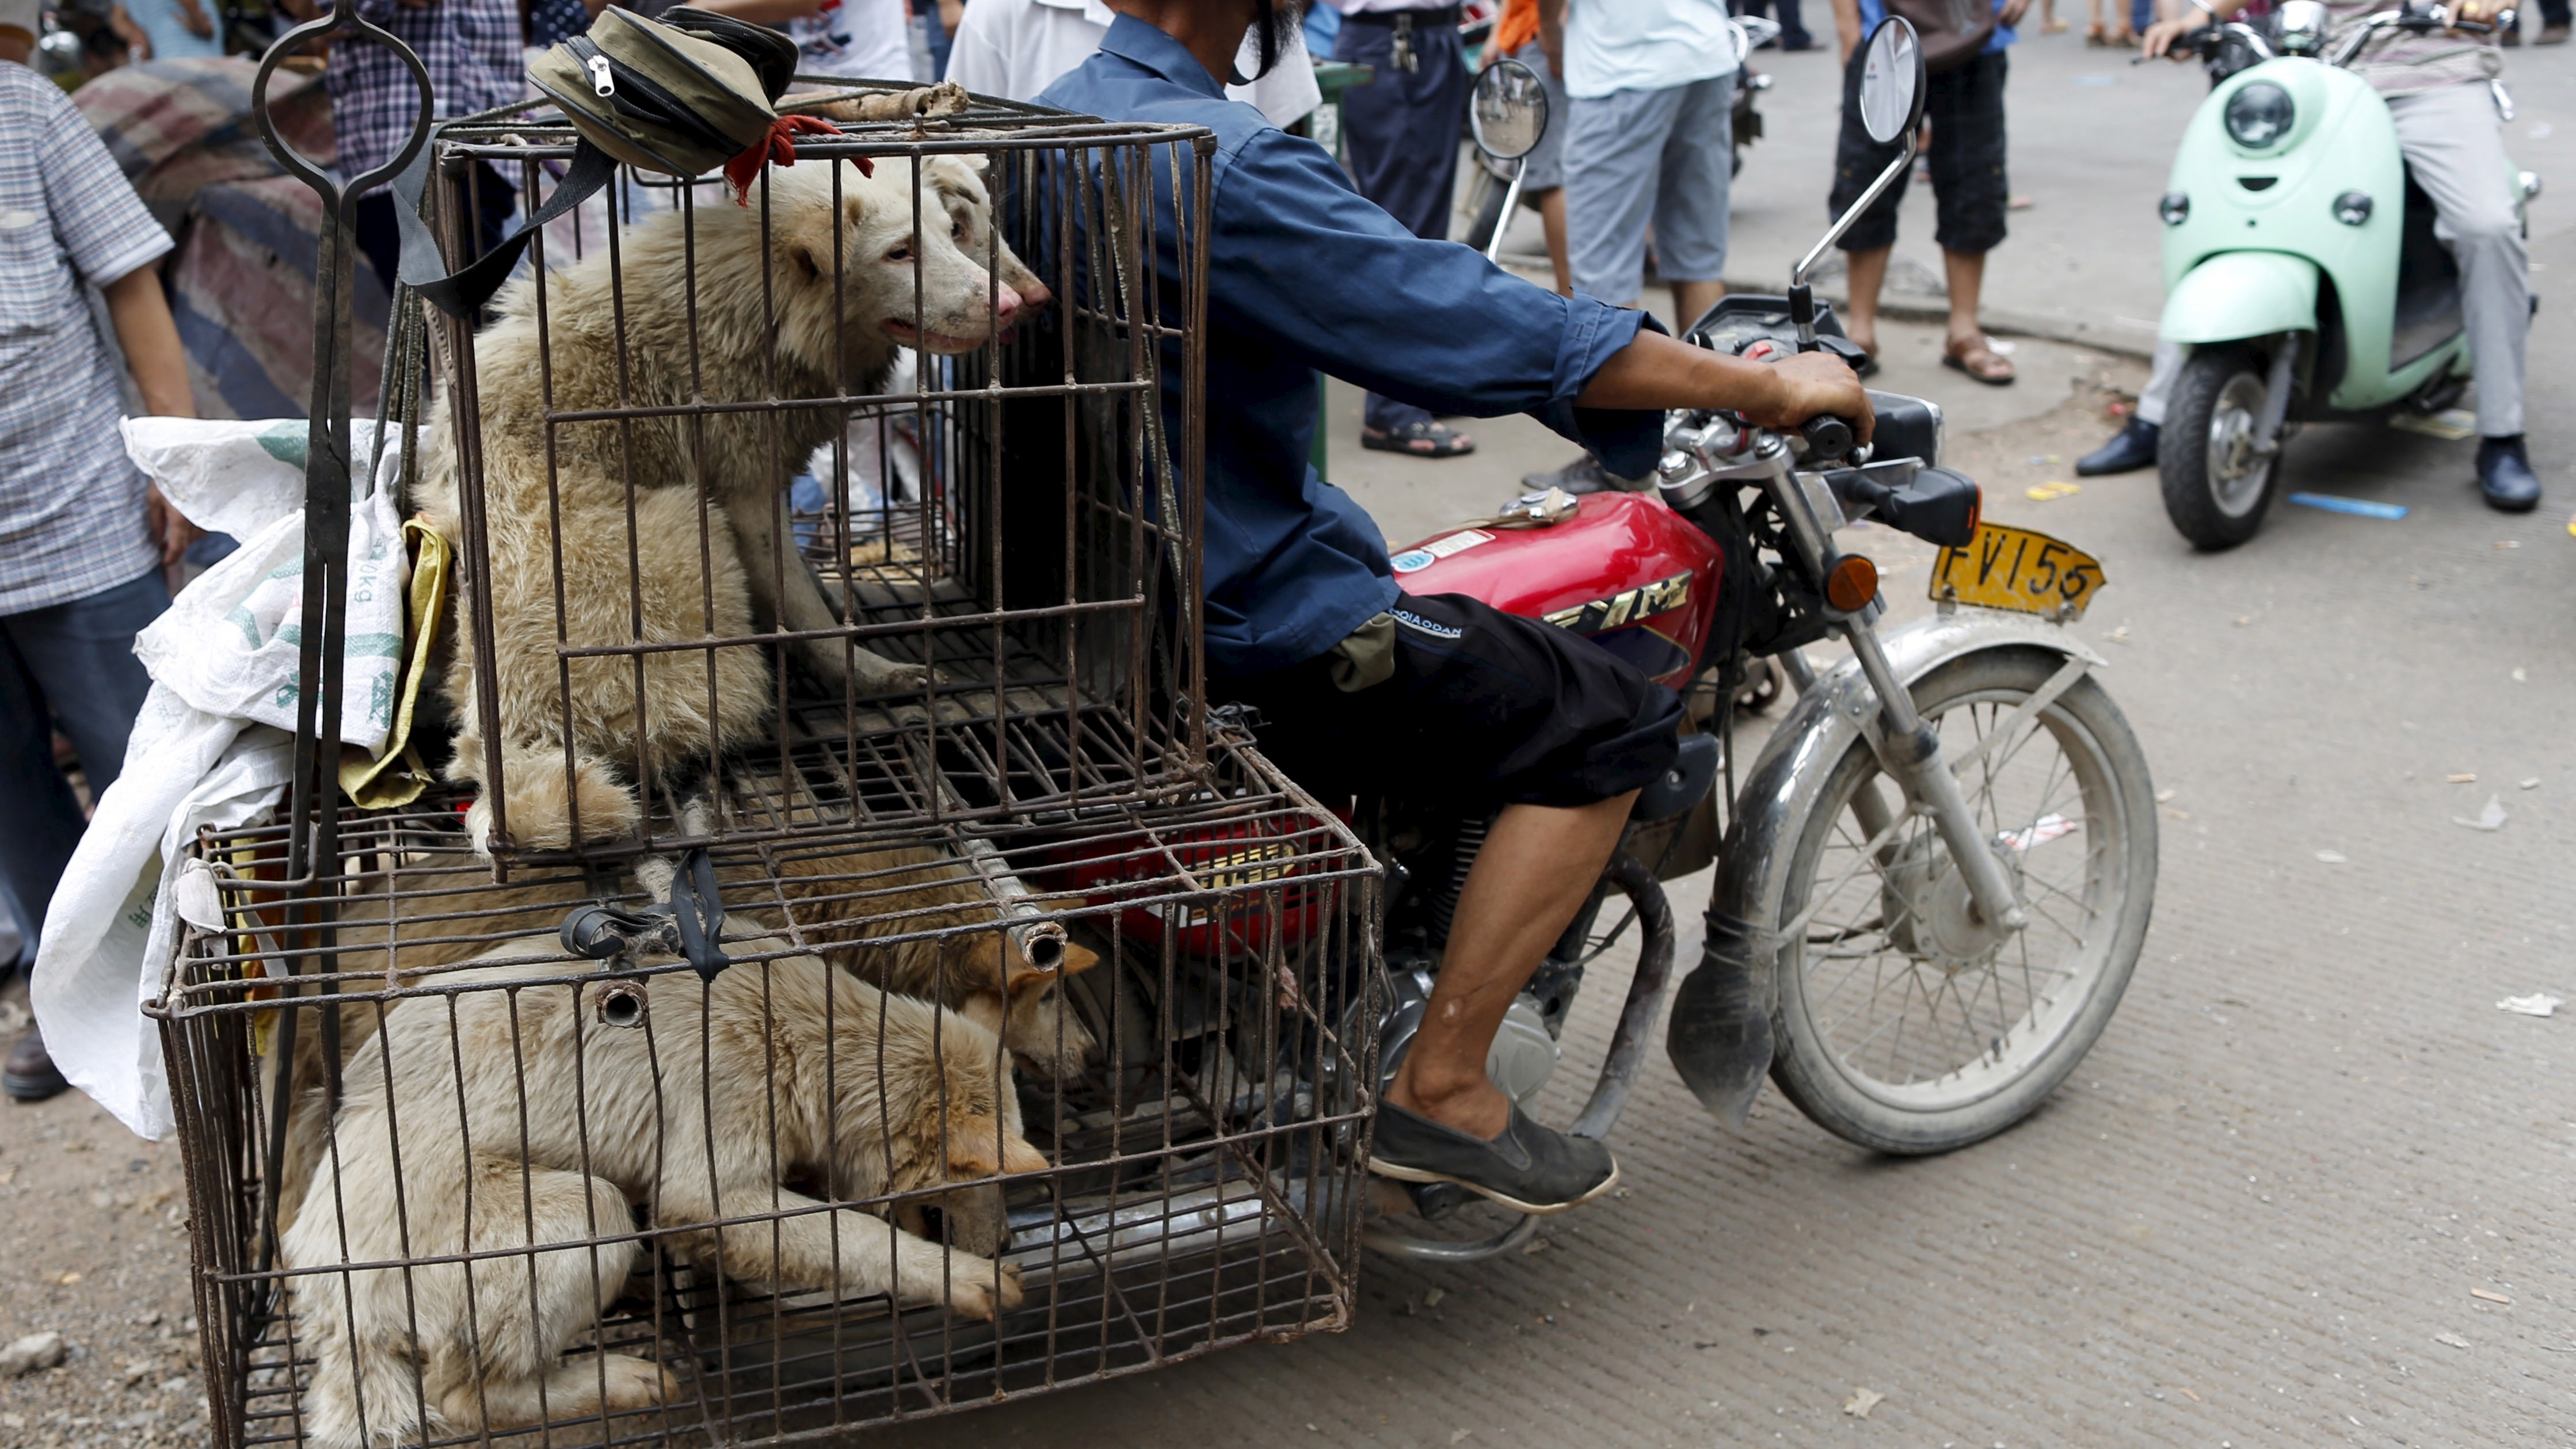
[
  {"x1": 323, "y1": 0, "x2": 525, "y2": 188},
  {"x1": 2326, "y1": 0, "x2": 2503, "y2": 96},
  {"x1": 0, "y1": 66, "x2": 173, "y2": 616}
]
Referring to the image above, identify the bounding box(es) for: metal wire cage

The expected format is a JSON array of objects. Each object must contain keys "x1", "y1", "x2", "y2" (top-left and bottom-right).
[
  {"x1": 408, "y1": 97, "x2": 1220, "y2": 865},
  {"x1": 155, "y1": 738, "x2": 1382, "y2": 1448}
]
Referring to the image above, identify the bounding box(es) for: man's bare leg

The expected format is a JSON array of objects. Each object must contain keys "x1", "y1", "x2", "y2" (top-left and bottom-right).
[
  {"x1": 1841, "y1": 245, "x2": 1892, "y2": 355},
  {"x1": 1671, "y1": 279, "x2": 1725, "y2": 334},
  {"x1": 1943, "y1": 246, "x2": 1986, "y2": 346},
  {"x1": 1536, "y1": 187, "x2": 1572, "y2": 296},
  {"x1": 1386, "y1": 790, "x2": 1638, "y2": 1141}
]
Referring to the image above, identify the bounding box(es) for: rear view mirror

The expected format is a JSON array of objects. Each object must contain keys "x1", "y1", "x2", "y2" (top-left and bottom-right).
[
  {"x1": 1858, "y1": 17, "x2": 1927, "y2": 146},
  {"x1": 1470, "y1": 59, "x2": 1550, "y2": 161}
]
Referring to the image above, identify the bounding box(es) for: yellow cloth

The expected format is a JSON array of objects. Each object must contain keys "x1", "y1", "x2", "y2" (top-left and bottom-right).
[{"x1": 336, "y1": 517, "x2": 449, "y2": 809}]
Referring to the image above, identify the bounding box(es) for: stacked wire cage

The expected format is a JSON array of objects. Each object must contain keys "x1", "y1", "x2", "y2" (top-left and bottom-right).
[{"x1": 154, "y1": 43, "x2": 1384, "y2": 1449}]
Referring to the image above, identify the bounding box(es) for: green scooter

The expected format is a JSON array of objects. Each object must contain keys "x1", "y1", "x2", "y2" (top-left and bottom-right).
[{"x1": 2148, "y1": 0, "x2": 2540, "y2": 548}]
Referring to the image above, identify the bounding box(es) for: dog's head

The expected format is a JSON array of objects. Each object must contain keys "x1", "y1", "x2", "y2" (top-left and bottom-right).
[
  {"x1": 760, "y1": 156, "x2": 1043, "y2": 371},
  {"x1": 871, "y1": 1004, "x2": 1049, "y2": 1259},
  {"x1": 953, "y1": 935, "x2": 1100, "y2": 1083},
  {"x1": 919, "y1": 154, "x2": 1051, "y2": 332}
]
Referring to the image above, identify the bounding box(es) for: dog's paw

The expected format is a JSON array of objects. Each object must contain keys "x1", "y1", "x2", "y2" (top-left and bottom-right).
[
  {"x1": 945, "y1": 1260, "x2": 1023, "y2": 1321},
  {"x1": 596, "y1": 1353, "x2": 681, "y2": 1411}
]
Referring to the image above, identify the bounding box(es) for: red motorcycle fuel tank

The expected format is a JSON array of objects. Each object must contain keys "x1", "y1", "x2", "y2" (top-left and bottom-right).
[{"x1": 1388, "y1": 493, "x2": 1721, "y2": 689}]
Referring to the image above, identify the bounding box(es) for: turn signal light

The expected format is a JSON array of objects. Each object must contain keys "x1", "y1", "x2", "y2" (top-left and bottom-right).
[
  {"x1": 2332, "y1": 189, "x2": 2373, "y2": 226},
  {"x1": 2158, "y1": 192, "x2": 2190, "y2": 226},
  {"x1": 1825, "y1": 554, "x2": 1879, "y2": 613}
]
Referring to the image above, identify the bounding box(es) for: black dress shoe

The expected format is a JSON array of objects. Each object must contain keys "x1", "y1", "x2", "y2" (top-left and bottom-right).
[
  {"x1": 2075, "y1": 418, "x2": 2160, "y2": 476},
  {"x1": 2477, "y1": 435, "x2": 2541, "y2": 513},
  {"x1": 1369, "y1": 1100, "x2": 1618, "y2": 1215},
  {"x1": 5, "y1": 1024, "x2": 68, "y2": 1103}
]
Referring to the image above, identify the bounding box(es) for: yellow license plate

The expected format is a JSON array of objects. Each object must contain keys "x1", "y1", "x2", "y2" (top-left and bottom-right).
[{"x1": 1929, "y1": 524, "x2": 2105, "y2": 620}]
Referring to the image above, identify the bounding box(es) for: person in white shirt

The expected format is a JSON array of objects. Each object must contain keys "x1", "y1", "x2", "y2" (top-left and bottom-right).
[
  {"x1": 1521, "y1": 0, "x2": 1742, "y2": 491},
  {"x1": 785, "y1": 0, "x2": 917, "y2": 81},
  {"x1": 947, "y1": 0, "x2": 1319, "y2": 129}
]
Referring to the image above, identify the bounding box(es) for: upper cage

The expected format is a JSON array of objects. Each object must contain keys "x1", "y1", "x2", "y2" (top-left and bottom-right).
[{"x1": 400, "y1": 89, "x2": 1220, "y2": 867}]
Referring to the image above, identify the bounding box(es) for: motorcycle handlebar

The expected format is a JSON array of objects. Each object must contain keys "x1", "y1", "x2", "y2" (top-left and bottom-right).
[{"x1": 1800, "y1": 414, "x2": 1856, "y2": 461}]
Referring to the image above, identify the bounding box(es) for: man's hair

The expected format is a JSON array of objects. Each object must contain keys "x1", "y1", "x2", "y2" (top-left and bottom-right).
[{"x1": 1240, "y1": 0, "x2": 1303, "y2": 79}]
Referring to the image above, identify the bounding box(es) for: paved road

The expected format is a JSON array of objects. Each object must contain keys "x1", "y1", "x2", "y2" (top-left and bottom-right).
[{"x1": 6, "y1": 29, "x2": 2574, "y2": 1449}]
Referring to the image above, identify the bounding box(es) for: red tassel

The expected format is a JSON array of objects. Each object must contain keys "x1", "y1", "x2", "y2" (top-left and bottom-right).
[{"x1": 723, "y1": 114, "x2": 868, "y2": 206}]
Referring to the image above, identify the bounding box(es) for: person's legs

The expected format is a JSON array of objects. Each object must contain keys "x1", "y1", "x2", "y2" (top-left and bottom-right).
[
  {"x1": 1507, "y1": 38, "x2": 1572, "y2": 295},
  {"x1": 1925, "y1": 51, "x2": 2014, "y2": 382},
  {"x1": 1651, "y1": 71, "x2": 1733, "y2": 330},
  {"x1": 1827, "y1": 42, "x2": 1911, "y2": 355},
  {"x1": 1773, "y1": 0, "x2": 1813, "y2": 49},
  {"x1": 2387, "y1": 83, "x2": 2536, "y2": 508},
  {"x1": 1383, "y1": 791, "x2": 1637, "y2": 1141},
  {"x1": 1564, "y1": 84, "x2": 1684, "y2": 306},
  {"x1": 2078, "y1": 338, "x2": 2183, "y2": 474},
  {"x1": 1530, "y1": 83, "x2": 1686, "y2": 491},
  {"x1": 1218, "y1": 594, "x2": 1679, "y2": 1207},
  {"x1": 1537, "y1": 188, "x2": 1571, "y2": 295},
  {"x1": 0, "y1": 570, "x2": 165, "y2": 1100},
  {"x1": 1337, "y1": 12, "x2": 1476, "y2": 450}
]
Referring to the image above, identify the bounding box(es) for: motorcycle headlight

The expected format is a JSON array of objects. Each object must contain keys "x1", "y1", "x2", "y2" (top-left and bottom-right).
[
  {"x1": 2159, "y1": 192, "x2": 2190, "y2": 226},
  {"x1": 2224, "y1": 82, "x2": 2296, "y2": 150},
  {"x1": 2332, "y1": 190, "x2": 2373, "y2": 226}
]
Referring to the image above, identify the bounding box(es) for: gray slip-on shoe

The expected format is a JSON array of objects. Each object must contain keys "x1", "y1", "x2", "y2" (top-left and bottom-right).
[{"x1": 1369, "y1": 1100, "x2": 1619, "y2": 1215}]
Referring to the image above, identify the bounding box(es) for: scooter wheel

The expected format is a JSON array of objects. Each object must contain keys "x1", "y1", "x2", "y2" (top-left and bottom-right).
[{"x1": 2158, "y1": 344, "x2": 2284, "y2": 551}]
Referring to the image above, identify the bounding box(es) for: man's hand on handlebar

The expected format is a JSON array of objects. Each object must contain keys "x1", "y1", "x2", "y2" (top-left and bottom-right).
[
  {"x1": 2139, "y1": 16, "x2": 2204, "y2": 56},
  {"x1": 1576, "y1": 330, "x2": 1874, "y2": 446},
  {"x1": 1740, "y1": 350, "x2": 1876, "y2": 446}
]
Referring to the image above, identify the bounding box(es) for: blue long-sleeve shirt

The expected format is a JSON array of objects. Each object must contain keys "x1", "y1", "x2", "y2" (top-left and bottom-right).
[{"x1": 1037, "y1": 17, "x2": 1663, "y2": 676}]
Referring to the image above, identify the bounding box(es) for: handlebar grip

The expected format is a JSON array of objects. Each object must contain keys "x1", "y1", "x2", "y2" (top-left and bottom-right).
[{"x1": 1801, "y1": 414, "x2": 1855, "y2": 459}]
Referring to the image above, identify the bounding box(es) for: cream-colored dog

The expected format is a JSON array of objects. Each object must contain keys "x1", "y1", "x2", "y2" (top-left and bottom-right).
[
  {"x1": 416, "y1": 153, "x2": 1045, "y2": 853},
  {"x1": 280, "y1": 937, "x2": 1043, "y2": 1449}
]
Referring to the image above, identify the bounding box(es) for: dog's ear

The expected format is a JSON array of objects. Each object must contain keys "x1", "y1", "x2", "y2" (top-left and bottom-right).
[{"x1": 1002, "y1": 938, "x2": 1095, "y2": 996}]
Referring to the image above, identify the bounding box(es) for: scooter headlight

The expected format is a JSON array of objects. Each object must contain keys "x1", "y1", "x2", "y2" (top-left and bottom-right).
[
  {"x1": 2159, "y1": 192, "x2": 2190, "y2": 226},
  {"x1": 2332, "y1": 190, "x2": 2373, "y2": 226},
  {"x1": 2224, "y1": 82, "x2": 2296, "y2": 150}
]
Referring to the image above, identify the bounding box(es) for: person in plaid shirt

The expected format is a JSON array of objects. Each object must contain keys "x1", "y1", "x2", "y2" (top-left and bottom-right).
[
  {"x1": 0, "y1": 9, "x2": 201, "y2": 1101},
  {"x1": 281, "y1": 0, "x2": 525, "y2": 296}
]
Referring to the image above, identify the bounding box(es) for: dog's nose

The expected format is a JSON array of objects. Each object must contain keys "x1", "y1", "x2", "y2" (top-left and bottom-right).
[
  {"x1": 992, "y1": 283, "x2": 1024, "y2": 330},
  {"x1": 1016, "y1": 279, "x2": 1053, "y2": 312}
]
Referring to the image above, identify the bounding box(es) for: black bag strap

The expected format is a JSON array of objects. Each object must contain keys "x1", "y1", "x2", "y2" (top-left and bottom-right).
[{"x1": 390, "y1": 129, "x2": 620, "y2": 319}]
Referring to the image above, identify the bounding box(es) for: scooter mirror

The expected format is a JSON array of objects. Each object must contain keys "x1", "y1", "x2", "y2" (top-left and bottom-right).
[
  {"x1": 1470, "y1": 58, "x2": 1550, "y2": 161},
  {"x1": 1857, "y1": 17, "x2": 1927, "y2": 146}
]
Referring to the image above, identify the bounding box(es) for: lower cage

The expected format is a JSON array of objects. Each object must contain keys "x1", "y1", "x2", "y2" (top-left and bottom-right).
[{"x1": 155, "y1": 741, "x2": 1381, "y2": 1448}]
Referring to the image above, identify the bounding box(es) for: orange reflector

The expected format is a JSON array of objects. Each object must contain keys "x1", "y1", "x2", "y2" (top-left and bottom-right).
[
  {"x1": 1964, "y1": 486, "x2": 1983, "y2": 541},
  {"x1": 1826, "y1": 554, "x2": 1879, "y2": 613}
]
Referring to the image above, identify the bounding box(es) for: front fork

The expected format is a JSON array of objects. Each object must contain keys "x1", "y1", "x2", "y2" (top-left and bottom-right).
[{"x1": 1770, "y1": 471, "x2": 2026, "y2": 935}]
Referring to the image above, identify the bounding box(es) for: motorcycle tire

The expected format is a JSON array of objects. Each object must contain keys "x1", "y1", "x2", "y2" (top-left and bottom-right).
[
  {"x1": 1765, "y1": 647, "x2": 2157, "y2": 1156},
  {"x1": 2158, "y1": 344, "x2": 2283, "y2": 551}
]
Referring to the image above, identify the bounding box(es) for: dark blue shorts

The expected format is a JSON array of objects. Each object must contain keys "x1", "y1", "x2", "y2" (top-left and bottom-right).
[{"x1": 1214, "y1": 592, "x2": 1682, "y2": 811}]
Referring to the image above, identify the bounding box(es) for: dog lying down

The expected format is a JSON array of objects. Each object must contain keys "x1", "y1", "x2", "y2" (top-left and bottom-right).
[
  {"x1": 265, "y1": 840, "x2": 1098, "y2": 1246},
  {"x1": 280, "y1": 937, "x2": 1045, "y2": 1449},
  {"x1": 414, "y1": 151, "x2": 1049, "y2": 856}
]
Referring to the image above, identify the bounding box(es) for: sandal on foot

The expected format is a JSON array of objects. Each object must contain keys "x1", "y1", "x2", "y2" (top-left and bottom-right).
[
  {"x1": 1942, "y1": 335, "x2": 2017, "y2": 386},
  {"x1": 1362, "y1": 421, "x2": 1477, "y2": 457}
]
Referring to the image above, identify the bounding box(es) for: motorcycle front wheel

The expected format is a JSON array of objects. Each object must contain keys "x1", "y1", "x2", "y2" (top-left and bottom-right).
[
  {"x1": 2158, "y1": 345, "x2": 2282, "y2": 551},
  {"x1": 1766, "y1": 648, "x2": 2157, "y2": 1154}
]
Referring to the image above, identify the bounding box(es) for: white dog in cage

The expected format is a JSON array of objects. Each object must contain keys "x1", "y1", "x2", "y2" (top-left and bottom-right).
[
  {"x1": 416, "y1": 152, "x2": 1047, "y2": 854},
  {"x1": 280, "y1": 939, "x2": 1043, "y2": 1448}
]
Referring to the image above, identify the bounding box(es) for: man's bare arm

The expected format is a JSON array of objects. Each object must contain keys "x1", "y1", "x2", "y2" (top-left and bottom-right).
[
  {"x1": 1575, "y1": 332, "x2": 1874, "y2": 443},
  {"x1": 104, "y1": 264, "x2": 201, "y2": 567}
]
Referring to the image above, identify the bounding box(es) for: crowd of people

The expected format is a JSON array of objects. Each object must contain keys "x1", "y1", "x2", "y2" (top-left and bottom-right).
[{"x1": 0, "y1": 0, "x2": 2556, "y2": 1104}]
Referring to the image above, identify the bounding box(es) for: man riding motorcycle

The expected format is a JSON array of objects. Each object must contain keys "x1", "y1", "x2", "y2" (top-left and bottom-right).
[
  {"x1": 1038, "y1": 0, "x2": 1870, "y2": 1214},
  {"x1": 2078, "y1": 0, "x2": 2541, "y2": 512}
]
